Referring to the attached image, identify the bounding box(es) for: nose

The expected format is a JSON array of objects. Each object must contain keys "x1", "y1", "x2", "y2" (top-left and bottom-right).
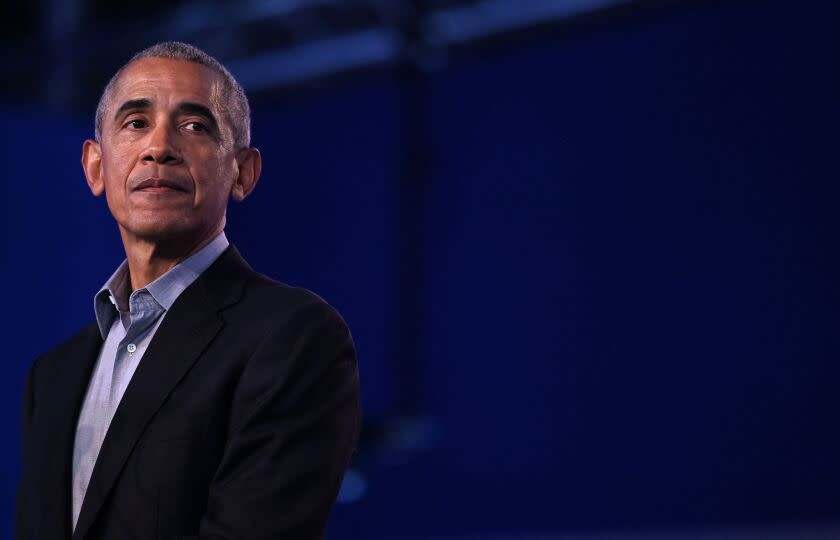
[{"x1": 141, "y1": 122, "x2": 182, "y2": 165}]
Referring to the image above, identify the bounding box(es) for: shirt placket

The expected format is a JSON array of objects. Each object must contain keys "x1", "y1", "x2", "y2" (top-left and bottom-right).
[{"x1": 111, "y1": 291, "x2": 160, "y2": 411}]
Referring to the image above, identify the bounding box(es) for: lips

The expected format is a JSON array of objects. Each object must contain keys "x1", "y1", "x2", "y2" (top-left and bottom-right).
[{"x1": 134, "y1": 177, "x2": 188, "y2": 192}]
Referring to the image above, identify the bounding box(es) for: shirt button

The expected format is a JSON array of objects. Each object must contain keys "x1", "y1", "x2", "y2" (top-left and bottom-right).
[{"x1": 127, "y1": 343, "x2": 137, "y2": 353}]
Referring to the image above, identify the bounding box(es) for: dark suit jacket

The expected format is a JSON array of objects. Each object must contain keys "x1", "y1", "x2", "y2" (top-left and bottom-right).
[{"x1": 15, "y1": 245, "x2": 361, "y2": 540}]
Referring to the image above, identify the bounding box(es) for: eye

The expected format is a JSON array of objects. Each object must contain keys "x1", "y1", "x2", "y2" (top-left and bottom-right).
[
  {"x1": 184, "y1": 121, "x2": 207, "y2": 132},
  {"x1": 124, "y1": 119, "x2": 147, "y2": 129}
]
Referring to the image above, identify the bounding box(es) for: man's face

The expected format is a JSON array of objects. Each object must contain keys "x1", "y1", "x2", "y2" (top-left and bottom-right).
[{"x1": 85, "y1": 57, "x2": 241, "y2": 247}]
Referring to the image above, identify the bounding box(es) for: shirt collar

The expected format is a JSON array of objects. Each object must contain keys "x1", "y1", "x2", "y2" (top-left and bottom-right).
[{"x1": 93, "y1": 231, "x2": 230, "y2": 339}]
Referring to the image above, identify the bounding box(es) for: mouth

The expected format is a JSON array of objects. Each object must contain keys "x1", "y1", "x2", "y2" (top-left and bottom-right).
[{"x1": 134, "y1": 177, "x2": 189, "y2": 193}]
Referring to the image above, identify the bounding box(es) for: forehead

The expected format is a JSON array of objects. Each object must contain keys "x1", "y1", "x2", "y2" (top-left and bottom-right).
[{"x1": 111, "y1": 57, "x2": 223, "y2": 109}]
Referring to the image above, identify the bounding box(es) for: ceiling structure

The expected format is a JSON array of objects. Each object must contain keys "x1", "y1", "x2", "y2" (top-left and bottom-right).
[{"x1": 0, "y1": 0, "x2": 654, "y2": 112}]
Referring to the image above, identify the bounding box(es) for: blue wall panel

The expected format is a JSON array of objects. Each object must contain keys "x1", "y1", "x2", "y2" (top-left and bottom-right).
[{"x1": 415, "y1": 0, "x2": 840, "y2": 531}]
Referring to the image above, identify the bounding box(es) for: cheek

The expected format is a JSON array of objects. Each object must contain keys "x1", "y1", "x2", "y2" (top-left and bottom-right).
[
  {"x1": 194, "y1": 159, "x2": 237, "y2": 203},
  {"x1": 100, "y1": 150, "x2": 133, "y2": 192}
]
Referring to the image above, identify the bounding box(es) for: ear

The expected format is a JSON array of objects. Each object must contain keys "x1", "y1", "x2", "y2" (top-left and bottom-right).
[
  {"x1": 230, "y1": 147, "x2": 262, "y2": 202},
  {"x1": 82, "y1": 139, "x2": 105, "y2": 196}
]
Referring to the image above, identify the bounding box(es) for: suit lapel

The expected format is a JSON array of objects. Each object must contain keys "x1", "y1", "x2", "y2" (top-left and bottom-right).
[
  {"x1": 37, "y1": 323, "x2": 102, "y2": 540},
  {"x1": 71, "y1": 246, "x2": 251, "y2": 540}
]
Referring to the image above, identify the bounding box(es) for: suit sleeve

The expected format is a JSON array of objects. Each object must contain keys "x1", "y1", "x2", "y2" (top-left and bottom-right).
[{"x1": 194, "y1": 300, "x2": 361, "y2": 540}]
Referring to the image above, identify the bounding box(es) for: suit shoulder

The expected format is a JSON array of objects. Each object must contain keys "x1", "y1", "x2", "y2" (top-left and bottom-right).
[
  {"x1": 38, "y1": 322, "x2": 98, "y2": 356},
  {"x1": 30, "y1": 322, "x2": 100, "y2": 373},
  {"x1": 238, "y1": 272, "x2": 349, "y2": 329}
]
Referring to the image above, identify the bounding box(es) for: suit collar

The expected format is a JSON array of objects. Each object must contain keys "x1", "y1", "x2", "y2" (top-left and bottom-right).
[{"x1": 72, "y1": 244, "x2": 252, "y2": 540}]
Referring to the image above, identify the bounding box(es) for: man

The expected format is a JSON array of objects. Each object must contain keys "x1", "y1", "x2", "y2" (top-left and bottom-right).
[{"x1": 15, "y1": 42, "x2": 361, "y2": 540}]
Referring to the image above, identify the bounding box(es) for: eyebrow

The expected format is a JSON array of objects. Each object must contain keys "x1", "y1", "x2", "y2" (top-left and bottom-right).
[
  {"x1": 113, "y1": 98, "x2": 220, "y2": 134},
  {"x1": 114, "y1": 98, "x2": 152, "y2": 120}
]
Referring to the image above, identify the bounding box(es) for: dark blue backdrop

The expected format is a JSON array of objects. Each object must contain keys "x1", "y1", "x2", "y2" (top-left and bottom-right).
[{"x1": 2, "y1": 0, "x2": 839, "y2": 537}]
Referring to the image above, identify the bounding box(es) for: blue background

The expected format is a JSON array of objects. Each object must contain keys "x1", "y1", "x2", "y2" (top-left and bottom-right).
[{"x1": 2, "y1": 0, "x2": 839, "y2": 537}]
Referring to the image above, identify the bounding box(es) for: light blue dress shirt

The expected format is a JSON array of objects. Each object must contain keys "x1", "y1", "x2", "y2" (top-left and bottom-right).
[{"x1": 71, "y1": 232, "x2": 229, "y2": 530}]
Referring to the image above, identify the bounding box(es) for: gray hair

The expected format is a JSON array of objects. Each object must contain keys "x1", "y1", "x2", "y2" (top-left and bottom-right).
[{"x1": 94, "y1": 41, "x2": 251, "y2": 149}]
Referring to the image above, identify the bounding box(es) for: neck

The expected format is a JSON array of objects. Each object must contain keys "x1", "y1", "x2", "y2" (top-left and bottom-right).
[{"x1": 119, "y1": 225, "x2": 223, "y2": 291}]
